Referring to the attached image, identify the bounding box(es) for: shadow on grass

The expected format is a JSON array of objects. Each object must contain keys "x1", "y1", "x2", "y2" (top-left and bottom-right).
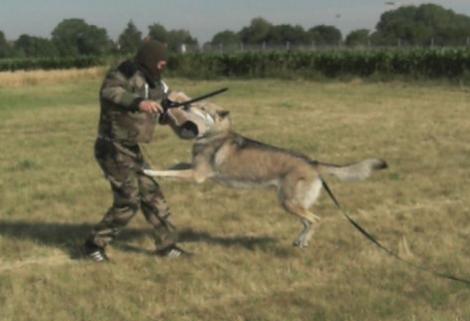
[
  {"x1": 0, "y1": 220, "x2": 282, "y2": 258},
  {"x1": 179, "y1": 228, "x2": 279, "y2": 251}
]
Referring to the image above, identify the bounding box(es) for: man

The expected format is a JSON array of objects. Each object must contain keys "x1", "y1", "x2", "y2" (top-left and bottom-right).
[{"x1": 83, "y1": 40, "x2": 188, "y2": 262}]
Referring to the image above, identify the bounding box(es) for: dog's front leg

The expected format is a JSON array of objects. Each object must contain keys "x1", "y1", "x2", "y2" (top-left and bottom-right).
[{"x1": 143, "y1": 168, "x2": 210, "y2": 184}]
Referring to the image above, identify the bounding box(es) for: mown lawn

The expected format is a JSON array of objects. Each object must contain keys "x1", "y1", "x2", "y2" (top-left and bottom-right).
[{"x1": 0, "y1": 72, "x2": 469, "y2": 321}]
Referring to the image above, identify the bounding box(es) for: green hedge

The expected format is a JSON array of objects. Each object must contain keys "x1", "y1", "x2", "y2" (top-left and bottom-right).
[
  {"x1": 1, "y1": 49, "x2": 470, "y2": 79},
  {"x1": 167, "y1": 49, "x2": 470, "y2": 79}
]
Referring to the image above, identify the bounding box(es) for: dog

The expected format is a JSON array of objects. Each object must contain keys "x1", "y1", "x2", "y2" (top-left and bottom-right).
[{"x1": 146, "y1": 93, "x2": 387, "y2": 248}]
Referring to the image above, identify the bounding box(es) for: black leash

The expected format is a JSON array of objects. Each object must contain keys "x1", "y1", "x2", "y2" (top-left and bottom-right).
[{"x1": 321, "y1": 178, "x2": 470, "y2": 285}]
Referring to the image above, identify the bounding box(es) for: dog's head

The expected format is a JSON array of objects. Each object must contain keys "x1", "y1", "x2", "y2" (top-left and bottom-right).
[{"x1": 165, "y1": 91, "x2": 231, "y2": 139}]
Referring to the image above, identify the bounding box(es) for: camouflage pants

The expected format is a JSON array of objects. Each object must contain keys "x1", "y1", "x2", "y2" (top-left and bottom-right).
[{"x1": 87, "y1": 138, "x2": 178, "y2": 250}]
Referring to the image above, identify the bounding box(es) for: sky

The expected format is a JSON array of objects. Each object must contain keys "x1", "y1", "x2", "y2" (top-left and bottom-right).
[{"x1": 1, "y1": 0, "x2": 470, "y2": 43}]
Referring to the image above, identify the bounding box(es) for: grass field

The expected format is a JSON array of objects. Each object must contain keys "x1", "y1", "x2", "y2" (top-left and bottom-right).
[{"x1": 0, "y1": 70, "x2": 469, "y2": 321}]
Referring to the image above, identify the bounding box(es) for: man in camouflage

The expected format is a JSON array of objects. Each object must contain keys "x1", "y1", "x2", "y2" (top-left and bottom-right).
[{"x1": 84, "y1": 40, "x2": 187, "y2": 262}]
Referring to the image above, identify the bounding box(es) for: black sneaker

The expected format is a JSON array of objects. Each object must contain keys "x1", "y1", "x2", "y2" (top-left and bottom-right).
[
  {"x1": 84, "y1": 241, "x2": 109, "y2": 262},
  {"x1": 155, "y1": 244, "x2": 191, "y2": 258}
]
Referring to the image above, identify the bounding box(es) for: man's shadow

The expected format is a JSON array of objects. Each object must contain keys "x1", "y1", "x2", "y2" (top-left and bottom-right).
[{"x1": 0, "y1": 220, "x2": 288, "y2": 259}]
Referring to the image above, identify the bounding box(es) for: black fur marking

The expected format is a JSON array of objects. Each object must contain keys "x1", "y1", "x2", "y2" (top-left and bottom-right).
[{"x1": 235, "y1": 135, "x2": 311, "y2": 161}]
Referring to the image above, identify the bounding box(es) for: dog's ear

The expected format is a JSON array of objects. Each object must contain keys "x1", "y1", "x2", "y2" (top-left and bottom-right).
[{"x1": 217, "y1": 110, "x2": 230, "y2": 118}]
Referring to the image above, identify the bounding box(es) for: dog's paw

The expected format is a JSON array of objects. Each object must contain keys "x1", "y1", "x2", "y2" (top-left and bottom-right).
[
  {"x1": 143, "y1": 169, "x2": 158, "y2": 176},
  {"x1": 293, "y1": 239, "x2": 309, "y2": 248}
]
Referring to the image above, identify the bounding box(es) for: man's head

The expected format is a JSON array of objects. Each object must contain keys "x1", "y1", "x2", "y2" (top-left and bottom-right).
[{"x1": 135, "y1": 40, "x2": 168, "y2": 78}]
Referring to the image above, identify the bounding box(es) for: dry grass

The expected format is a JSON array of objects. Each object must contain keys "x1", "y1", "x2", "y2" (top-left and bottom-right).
[
  {"x1": 0, "y1": 67, "x2": 106, "y2": 88},
  {"x1": 0, "y1": 74, "x2": 469, "y2": 321}
]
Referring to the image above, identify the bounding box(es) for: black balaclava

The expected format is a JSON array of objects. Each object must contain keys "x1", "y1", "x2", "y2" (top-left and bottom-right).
[{"x1": 135, "y1": 40, "x2": 168, "y2": 81}]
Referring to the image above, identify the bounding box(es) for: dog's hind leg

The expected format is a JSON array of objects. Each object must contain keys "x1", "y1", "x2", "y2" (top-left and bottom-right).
[
  {"x1": 280, "y1": 176, "x2": 322, "y2": 248},
  {"x1": 282, "y1": 201, "x2": 320, "y2": 248}
]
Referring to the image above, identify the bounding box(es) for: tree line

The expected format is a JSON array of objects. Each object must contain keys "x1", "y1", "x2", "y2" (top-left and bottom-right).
[
  {"x1": 0, "y1": 3, "x2": 469, "y2": 59},
  {"x1": 211, "y1": 4, "x2": 470, "y2": 48},
  {"x1": 0, "y1": 19, "x2": 198, "y2": 58}
]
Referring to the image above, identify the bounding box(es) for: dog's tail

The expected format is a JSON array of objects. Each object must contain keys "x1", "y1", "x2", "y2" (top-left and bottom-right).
[{"x1": 312, "y1": 158, "x2": 388, "y2": 181}]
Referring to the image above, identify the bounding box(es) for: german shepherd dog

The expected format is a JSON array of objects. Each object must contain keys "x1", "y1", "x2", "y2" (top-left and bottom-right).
[{"x1": 145, "y1": 93, "x2": 387, "y2": 248}]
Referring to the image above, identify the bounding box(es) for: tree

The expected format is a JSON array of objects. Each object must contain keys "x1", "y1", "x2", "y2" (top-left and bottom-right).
[
  {"x1": 76, "y1": 24, "x2": 113, "y2": 55},
  {"x1": 118, "y1": 20, "x2": 142, "y2": 54},
  {"x1": 15, "y1": 34, "x2": 58, "y2": 57},
  {"x1": 372, "y1": 4, "x2": 470, "y2": 46},
  {"x1": 166, "y1": 29, "x2": 198, "y2": 52},
  {"x1": 0, "y1": 31, "x2": 12, "y2": 58},
  {"x1": 147, "y1": 24, "x2": 197, "y2": 53},
  {"x1": 308, "y1": 25, "x2": 342, "y2": 46},
  {"x1": 345, "y1": 29, "x2": 370, "y2": 47},
  {"x1": 211, "y1": 30, "x2": 240, "y2": 47},
  {"x1": 239, "y1": 17, "x2": 272, "y2": 44},
  {"x1": 266, "y1": 24, "x2": 309, "y2": 46},
  {"x1": 148, "y1": 23, "x2": 168, "y2": 43},
  {"x1": 51, "y1": 18, "x2": 112, "y2": 56}
]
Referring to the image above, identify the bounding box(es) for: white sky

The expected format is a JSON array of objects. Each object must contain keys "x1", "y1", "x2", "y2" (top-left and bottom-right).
[{"x1": 1, "y1": 0, "x2": 469, "y2": 43}]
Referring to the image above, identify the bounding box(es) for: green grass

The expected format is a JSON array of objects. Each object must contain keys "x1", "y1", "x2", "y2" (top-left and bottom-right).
[{"x1": 0, "y1": 75, "x2": 469, "y2": 321}]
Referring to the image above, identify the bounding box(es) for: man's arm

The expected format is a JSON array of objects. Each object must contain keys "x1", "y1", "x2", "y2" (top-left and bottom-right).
[{"x1": 101, "y1": 70, "x2": 163, "y2": 114}]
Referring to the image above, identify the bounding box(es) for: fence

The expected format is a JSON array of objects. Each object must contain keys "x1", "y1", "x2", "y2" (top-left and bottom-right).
[{"x1": 178, "y1": 38, "x2": 470, "y2": 54}]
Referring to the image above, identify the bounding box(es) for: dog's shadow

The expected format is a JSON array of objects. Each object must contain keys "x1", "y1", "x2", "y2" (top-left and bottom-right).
[
  {"x1": 0, "y1": 220, "x2": 286, "y2": 258},
  {"x1": 167, "y1": 162, "x2": 192, "y2": 170}
]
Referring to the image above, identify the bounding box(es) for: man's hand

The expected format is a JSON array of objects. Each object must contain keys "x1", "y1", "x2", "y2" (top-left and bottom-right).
[{"x1": 139, "y1": 100, "x2": 164, "y2": 114}]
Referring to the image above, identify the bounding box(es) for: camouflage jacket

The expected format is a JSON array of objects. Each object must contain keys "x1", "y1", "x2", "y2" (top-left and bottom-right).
[{"x1": 97, "y1": 60, "x2": 169, "y2": 145}]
